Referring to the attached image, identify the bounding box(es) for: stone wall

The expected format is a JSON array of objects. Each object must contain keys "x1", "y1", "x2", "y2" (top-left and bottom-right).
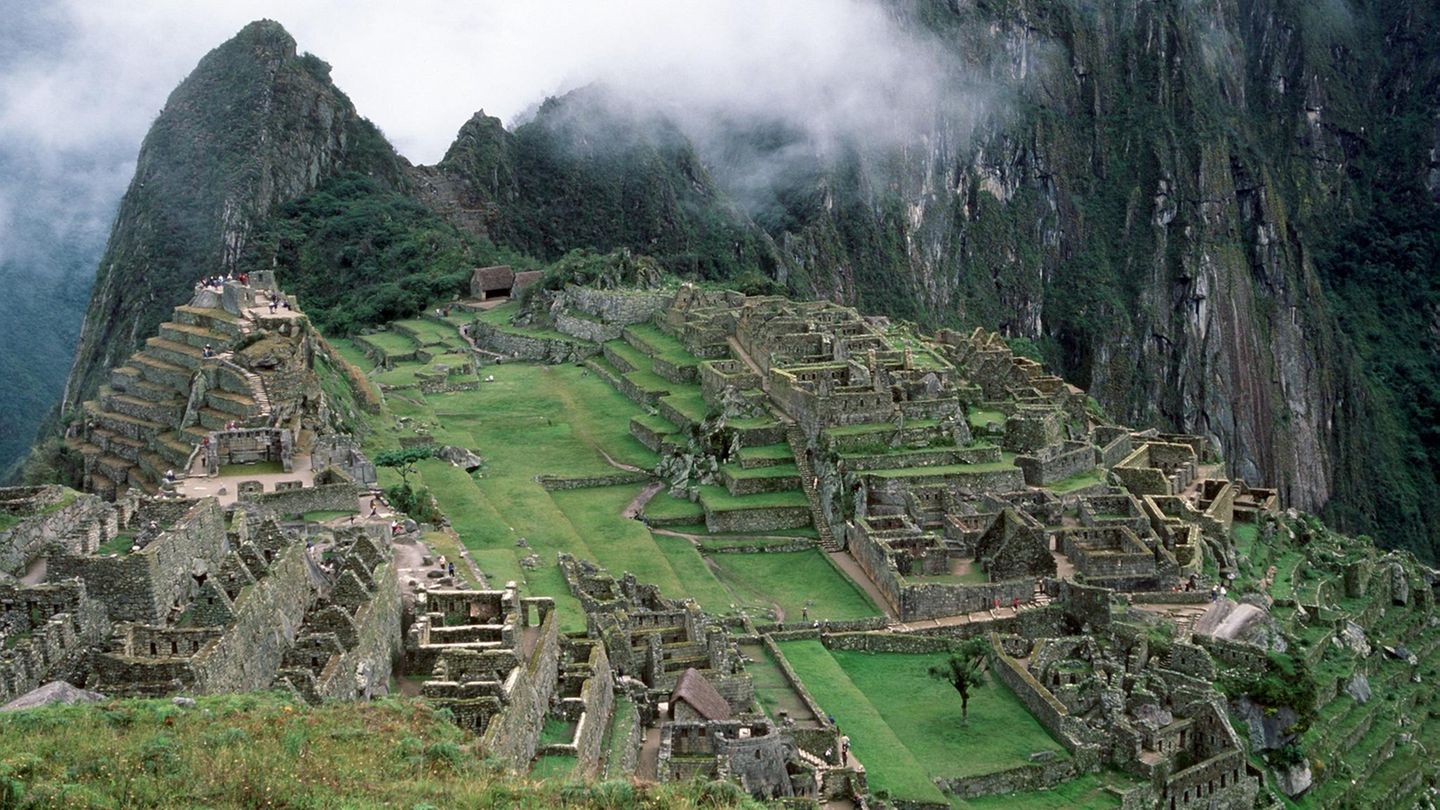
[
  {"x1": 48, "y1": 499, "x2": 229, "y2": 624},
  {"x1": 242, "y1": 480, "x2": 363, "y2": 515},
  {"x1": 481, "y1": 609, "x2": 560, "y2": 770},
  {"x1": 190, "y1": 539, "x2": 314, "y2": 692},
  {"x1": 0, "y1": 488, "x2": 108, "y2": 576},
  {"x1": 572, "y1": 643, "x2": 615, "y2": 776},
  {"x1": 1015, "y1": 442, "x2": 1095, "y2": 486},
  {"x1": 564, "y1": 287, "x2": 670, "y2": 324},
  {"x1": 555, "y1": 311, "x2": 624, "y2": 343},
  {"x1": 935, "y1": 758, "x2": 1079, "y2": 801},
  {"x1": 704, "y1": 505, "x2": 812, "y2": 534},
  {"x1": 0, "y1": 579, "x2": 110, "y2": 703},
  {"x1": 536, "y1": 472, "x2": 654, "y2": 491},
  {"x1": 468, "y1": 322, "x2": 596, "y2": 364},
  {"x1": 987, "y1": 636, "x2": 1103, "y2": 766}
]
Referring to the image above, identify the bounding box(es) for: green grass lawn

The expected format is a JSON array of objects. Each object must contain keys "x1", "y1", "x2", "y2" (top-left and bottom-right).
[
  {"x1": 643, "y1": 492, "x2": 706, "y2": 522},
  {"x1": 967, "y1": 408, "x2": 1007, "y2": 430},
  {"x1": 780, "y1": 641, "x2": 1067, "y2": 803},
  {"x1": 1046, "y1": 468, "x2": 1104, "y2": 494},
  {"x1": 624, "y1": 322, "x2": 700, "y2": 367},
  {"x1": 707, "y1": 550, "x2": 879, "y2": 622},
  {"x1": 539, "y1": 716, "x2": 575, "y2": 746},
  {"x1": 529, "y1": 753, "x2": 577, "y2": 781},
  {"x1": 94, "y1": 531, "x2": 136, "y2": 556},
  {"x1": 660, "y1": 390, "x2": 711, "y2": 423},
  {"x1": 219, "y1": 461, "x2": 285, "y2": 477},
  {"x1": 720, "y1": 462, "x2": 800, "y2": 480},
  {"x1": 738, "y1": 443, "x2": 795, "y2": 462},
  {"x1": 550, "y1": 486, "x2": 734, "y2": 612},
  {"x1": 356, "y1": 331, "x2": 419, "y2": 360}
]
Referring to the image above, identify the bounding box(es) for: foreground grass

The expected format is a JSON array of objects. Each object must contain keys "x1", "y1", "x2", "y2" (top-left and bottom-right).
[
  {"x1": 0, "y1": 692, "x2": 762, "y2": 809},
  {"x1": 707, "y1": 550, "x2": 879, "y2": 622}
]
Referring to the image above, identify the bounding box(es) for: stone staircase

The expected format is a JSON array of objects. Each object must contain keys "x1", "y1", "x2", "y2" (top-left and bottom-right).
[
  {"x1": 71, "y1": 295, "x2": 271, "y2": 499},
  {"x1": 787, "y1": 424, "x2": 841, "y2": 552}
]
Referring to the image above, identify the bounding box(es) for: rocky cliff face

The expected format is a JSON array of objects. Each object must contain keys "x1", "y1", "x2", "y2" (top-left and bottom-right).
[
  {"x1": 691, "y1": 0, "x2": 1439, "y2": 556},
  {"x1": 60, "y1": 20, "x2": 403, "y2": 414}
]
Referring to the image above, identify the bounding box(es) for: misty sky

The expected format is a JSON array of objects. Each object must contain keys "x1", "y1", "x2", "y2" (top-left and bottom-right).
[{"x1": 0, "y1": 0, "x2": 970, "y2": 275}]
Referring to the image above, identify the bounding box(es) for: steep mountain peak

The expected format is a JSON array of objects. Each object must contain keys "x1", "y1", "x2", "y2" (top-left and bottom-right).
[{"x1": 59, "y1": 20, "x2": 402, "y2": 415}]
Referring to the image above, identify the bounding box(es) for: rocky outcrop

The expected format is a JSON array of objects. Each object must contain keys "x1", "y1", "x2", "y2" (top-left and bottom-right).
[{"x1": 61, "y1": 20, "x2": 404, "y2": 415}]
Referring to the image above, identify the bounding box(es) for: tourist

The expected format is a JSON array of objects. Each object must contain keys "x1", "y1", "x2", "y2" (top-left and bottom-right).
[
  {"x1": 448, "y1": 562, "x2": 456, "y2": 578},
  {"x1": 1012, "y1": 596, "x2": 1020, "y2": 610},
  {"x1": 1219, "y1": 585, "x2": 1228, "y2": 601},
  {"x1": 368, "y1": 500, "x2": 378, "y2": 517},
  {"x1": 163, "y1": 469, "x2": 176, "y2": 484},
  {"x1": 840, "y1": 734, "x2": 850, "y2": 760},
  {"x1": 202, "y1": 344, "x2": 213, "y2": 358},
  {"x1": 1210, "y1": 585, "x2": 1219, "y2": 602}
]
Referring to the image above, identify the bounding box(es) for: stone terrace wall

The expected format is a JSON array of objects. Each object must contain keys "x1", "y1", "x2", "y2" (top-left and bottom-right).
[
  {"x1": 468, "y1": 322, "x2": 596, "y2": 364},
  {"x1": 987, "y1": 636, "x2": 1103, "y2": 769},
  {"x1": 481, "y1": 609, "x2": 561, "y2": 770}
]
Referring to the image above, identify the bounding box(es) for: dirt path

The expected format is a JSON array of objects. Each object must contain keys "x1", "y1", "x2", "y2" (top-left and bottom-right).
[
  {"x1": 622, "y1": 481, "x2": 665, "y2": 519},
  {"x1": 636, "y1": 726, "x2": 662, "y2": 782}
]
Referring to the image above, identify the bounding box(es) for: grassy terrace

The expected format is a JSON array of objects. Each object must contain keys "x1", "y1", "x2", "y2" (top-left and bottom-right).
[
  {"x1": 967, "y1": 408, "x2": 1007, "y2": 430},
  {"x1": 825, "y1": 419, "x2": 943, "y2": 437},
  {"x1": 1046, "y1": 468, "x2": 1105, "y2": 493},
  {"x1": 779, "y1": 642, "x2": 1069, "y2": 805},
  {"x1": 697, "y1": 485, "x2": 808, "y2": 511},
  {"x1": 709, "y1": 550, "x2": 879, "y2": 622},
  {"x1": 721, "y1": 462, "x2": 800, "y2": 480},
  {"x1": 624, "y1": 322, "x2": 699, "y2": 367},
  {"x1": 356, "y1": 331, "x2": 420, "y2": 359},
  {"x1": 642, "y1": 492, "x2": 706, "y2": 522},
  {"x1": 475, "y1": 302, "x2": 588, "y2": 344},
  {"x1": 738, "y1": 443, "x2": 795, "y2": 462}
]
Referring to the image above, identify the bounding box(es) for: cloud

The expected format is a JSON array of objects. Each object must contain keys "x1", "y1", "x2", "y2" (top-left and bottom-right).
[{"x1": 0, "y1": 0, "x2": 992, "y2": 277}]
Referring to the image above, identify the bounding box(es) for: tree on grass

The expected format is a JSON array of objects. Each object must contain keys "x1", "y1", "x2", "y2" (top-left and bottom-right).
[
  {"x1": 374, "y1": 446, "x2": 434, "y2": 487},
  {"x1": 928, "y1": 637, "x2": 990, "y2": 724}
]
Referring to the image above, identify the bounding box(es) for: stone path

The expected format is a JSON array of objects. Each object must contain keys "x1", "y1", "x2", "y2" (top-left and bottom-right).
[{"x1": 636, "y1": 726, "x2": 662, "y2": 781}]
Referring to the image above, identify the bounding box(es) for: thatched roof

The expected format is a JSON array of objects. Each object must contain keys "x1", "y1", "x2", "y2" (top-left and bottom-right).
[
  {"x1": 669, "y1": 668, "x2": 730, "y2": 721},
  {"x1": 512, "y1": 270, "x2": 543, "y2": 292},
  {"x1": 471, "y1": 265, "x2": 515, "y2": 292}
]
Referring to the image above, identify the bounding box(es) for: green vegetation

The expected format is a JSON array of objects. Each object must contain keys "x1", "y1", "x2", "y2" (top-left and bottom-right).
[
  {"x1": 93, "y1": 531, "x2": 136, "y2": 557},
  {"x1": 0, "y1": 692, "x2": 760, "y2": 808},
  {"x1": 707, "y1": 550, "x2": 879, "y2": 622},
  {"x1": 780, "y1": 641, "x2": 1066, "y2": 803},
  {"x1": 241, "y1": 173, "x2": 536, "y2": 337}
]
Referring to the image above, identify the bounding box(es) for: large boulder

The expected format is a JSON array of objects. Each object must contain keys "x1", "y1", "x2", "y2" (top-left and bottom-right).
[
  {"x1": 1233, "y1": 696, "x2": 1300, "y2": 751},
  {"x1": 1274, "y1": 760, "x2": 1313, "y2": 797},
  {"x1": 1345, "y1": 673, "x2": 1372, "y2": 704},
  {"x1": 1, "y1": 681, "x2": 106, "y2": 712},
  {"x1": 1391, "y1": 562, "x2": 1409, "y2": 606}
]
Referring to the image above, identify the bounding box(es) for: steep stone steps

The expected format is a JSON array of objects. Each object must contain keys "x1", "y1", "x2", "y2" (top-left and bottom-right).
[
  {"x1": 111, "y1": 370, "x2": 185, "y2": 403},
  {"x1": 99, "y1": 387, "x2": 184, "y2": 426},
  {"x1": 143, "y1": 337, "x2": 205, "y2": 371},
  {"x1": 138, "y1": 451, "x2": 171, "y2": 484},
  {"x1": 205, "y1": 388, "x2": 259, "y2": 418},
  {"x1": 196, "y1": 407, "x2": 238, "y2": 431},
  {"x1": 157, "y1": 434, "x2": 197, "y2": 468},
  {"x1": 131, "y1": 353, "x2": 192, "y2": 390},
  {"x1": 82, "y1": 401, "x2": 165, "y2": 441},
  {"x1": 158, "y1": 321, "x2": 234, "y2": 350},
  {"x1": 172, "y1": 305, "x2": 246, "y2": 340},
  {"x1": 95, "y1": 453, "x2": 137, "y2": 485},
  {"x1": 89, "y1": 428, "x2": 145, "y2": 463}
]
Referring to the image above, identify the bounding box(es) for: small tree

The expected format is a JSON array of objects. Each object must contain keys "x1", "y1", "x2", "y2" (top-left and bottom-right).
[
  {"x1": 928, "y1": 637, "x2": 990, "y2": 724},
  {"x1": 373, "y1": 446, "x2": 434, "y2": 487}
]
